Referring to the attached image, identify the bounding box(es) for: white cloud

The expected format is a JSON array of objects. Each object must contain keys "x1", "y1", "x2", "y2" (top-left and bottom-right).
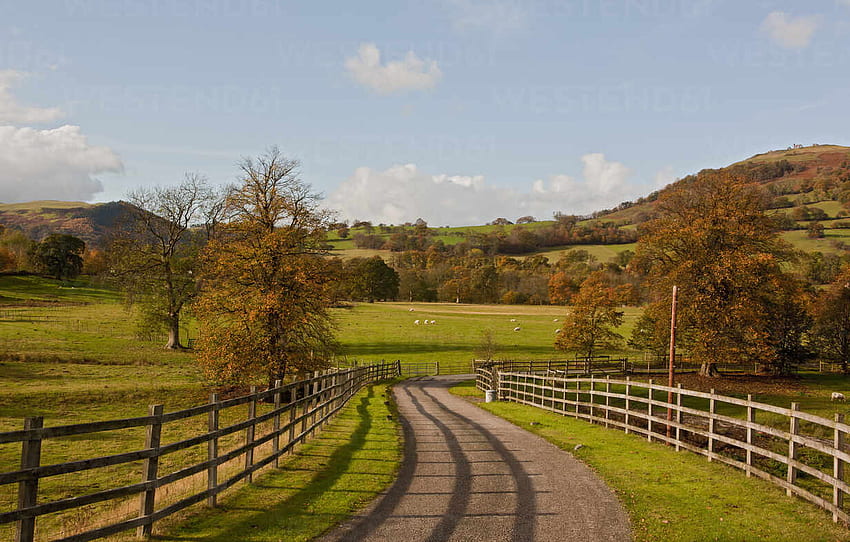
[
  {"x1": 0, "y1": 70, "x2": 63, "y2": 124},
  {"x1": 345, "y1": 43, "x2": 442, "y2": 95},
  {"x1": 0, "y1": 125, "x2": 123, "y2": 202},
  {"x1": 326, "y1": 154, "x2": 644, "y2": 226},
  {"x1": 761, "y1": 12, "x2": 819, "y2": 49}
]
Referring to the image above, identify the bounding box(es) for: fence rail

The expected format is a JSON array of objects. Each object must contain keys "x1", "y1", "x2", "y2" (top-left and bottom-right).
[
  {"x1": 398, "y1": 361, "x2": 474, "y2": 376},
  {"x1": 1, "y1": 362, "x2": 400, "y2": 542},
  {"x1": 477, "y1": 369, "x2": 850, "y2": 525}
]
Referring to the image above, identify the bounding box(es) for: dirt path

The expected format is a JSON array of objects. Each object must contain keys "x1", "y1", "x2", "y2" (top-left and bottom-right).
[{"x1": 318, "y1": 375, "x2": 631, "y2": 542}]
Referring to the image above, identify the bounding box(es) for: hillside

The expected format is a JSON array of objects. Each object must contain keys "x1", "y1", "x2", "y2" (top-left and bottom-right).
[
  {"x1": 604, "y1": 144, "x2": 850, "y2": 224},
  {"x1": 0, "y1": 200, "x2": 133, "y2": 248},
  {"x1": 5, "y1": 144, "x2": 850, "y2": 259}
]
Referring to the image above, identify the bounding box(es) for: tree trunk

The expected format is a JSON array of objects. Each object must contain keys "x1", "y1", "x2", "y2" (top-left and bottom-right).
[
  {"x1": 698, "y1": 362, "x2": 721, "y2": 377},
  {"x1": 164, "y1": 316, "x2": 183, "y2": 350}
]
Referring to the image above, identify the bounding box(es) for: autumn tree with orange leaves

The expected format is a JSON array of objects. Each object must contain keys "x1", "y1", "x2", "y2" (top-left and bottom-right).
[
  {"x1": 633, "y1": 171, "x2": 807, "y2": 376},
  {"x1": 555, "y1": 271, "x2": 627, "y2": 359},
  {"x1": 194, "y1": 148, "x2": 336, "y2": 386}
]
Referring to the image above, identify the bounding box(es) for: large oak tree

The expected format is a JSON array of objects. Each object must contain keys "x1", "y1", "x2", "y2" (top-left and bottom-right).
[
  {"x1": 633, "y1": 171, "x2": 804, "y2": 376},
  {"x1": 195, "y1": 148, "x2": 336, "y2": 386}
]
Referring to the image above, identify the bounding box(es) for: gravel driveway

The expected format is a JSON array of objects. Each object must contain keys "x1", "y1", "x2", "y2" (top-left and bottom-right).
[{"x1": 318, "y1": 375, "x2": 631, "y2": 542}]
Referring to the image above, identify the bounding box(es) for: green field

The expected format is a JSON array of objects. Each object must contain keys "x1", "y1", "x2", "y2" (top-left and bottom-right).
[
  {"x1": 451, "y1": 382, "x2": 850, "y2": 542},
  {"x1": 4, "y1": 274, "x2": 850, "y2": 539}
]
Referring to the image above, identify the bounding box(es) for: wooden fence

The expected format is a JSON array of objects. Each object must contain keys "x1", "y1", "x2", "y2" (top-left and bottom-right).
[
  {"x1": 477, "y1": 369, "x2": 850, "y2": 525},
  {"x1": 0, "y1": 362, "x2": 399, "y2": 542},
  {"x1": 398, "y1": 360, "x2": 475, "y2": 376}
]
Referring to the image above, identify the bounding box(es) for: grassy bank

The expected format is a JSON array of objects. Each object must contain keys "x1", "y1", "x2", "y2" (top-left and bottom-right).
[
  {"x1": 116, "y1": 380, "x2": 402, "y2": 542},
  {"x1": 450, "y1": 381, "x2": 850, "y2": 542}
]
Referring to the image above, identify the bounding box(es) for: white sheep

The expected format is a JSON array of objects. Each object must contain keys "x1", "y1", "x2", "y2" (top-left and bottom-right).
[
  {"x1": 832, "y1": 392, "x2": 846, "y2": 402},
  {"x1": 513, "y1": 326, "x2": 521, "y2": 332},
  {"x1": 553, "y1": 318, "x2": 559, "y2": 322},
  {"x1": 414, "y1": 320, "x2": 420, "y2": 325},
  {"x1": 510, "y1": 318, "x2": 517, "y2": 322},
  {"x1": 430, "y1": 319, "x2": 437, "y2": 324},
  {"x1": 409, "y1": 308, "x2": 415, "y2": 312},
  {"x1": 555, "y1": 329, "x2": 561, "y2": 334},
  {"x1": 423, "y1": 320, "x2": 430, "y2": 325}
]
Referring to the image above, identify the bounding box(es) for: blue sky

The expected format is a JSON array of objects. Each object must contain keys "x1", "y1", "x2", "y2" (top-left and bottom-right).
[{"x1": 0, "y1": 0, "x2": 848, "y2": 225}]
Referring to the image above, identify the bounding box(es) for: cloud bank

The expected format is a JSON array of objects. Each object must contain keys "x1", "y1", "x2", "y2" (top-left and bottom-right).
[
  {"x1": 761, "y1": 12, "x2": 819, "y2": 49},
  {"x1": 0, "y1": 70, "x2": 122, "y2": 203},
  {"x1": 0, "y1": 125, "x2": 123, "y2": 203},
  {"x1": 345, "y1": 43, "x2": 442, "y2": 94},
  {"x1": 325, "y1": 154, "x2": 656, "y2": 226}
]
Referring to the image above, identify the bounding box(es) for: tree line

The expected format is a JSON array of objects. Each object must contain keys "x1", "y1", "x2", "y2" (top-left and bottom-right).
[{"x1": 8, "y1": 151, "x2": 850, "y2": 381}]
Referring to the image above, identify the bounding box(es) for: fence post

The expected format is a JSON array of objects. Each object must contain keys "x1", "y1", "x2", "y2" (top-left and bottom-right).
[
  {"x1": 604, "y1": 376, "x2": 611, "y2": 428},
  {"x1": 15, "y1": 416, "x2": 43, "y2": 542},
  {"x1": 624, "y1": 377, "x2": 631, "y2": 435},
  {"x1": 647, "y1": 380, "x2": 654, "y2": 442},
  {"x1": 396, "y1": 359, "x2": 401, "y2": 376},
  {"x1": 745, "y1": 394, "x2": 754, "y2": 477},
  {"x1": 288, "y1": 385, "x2": 298, "y2": 453},
  {"x1": 300, "y1": 378, "x2": 310, "y2": 443},
  {"x1": 272, "y1": 380, "x2": 282, "y2": 467},
  {"x1": 835, "y1": 413, "x2": 845, "y2": 522},
  {"x1": 245, "y1": 386, "x2": 257, "y2": 484},
  {"x1": 137, "y1": 404, "x2": 163, "y2": 538},
  {"x1": 589, "y1": 375, "x2": 595, "y2": 422},
  {"x1": 787, "y1": 402, "x2": 800, "y2": 497},
  {"x1": 207, "y1": 394, "x2": 220, "y2": 507},
  {"x1": 675, "y1": 384, "x2": 683, "y2": 451},
  {"x1": 707, "y1": 389, "x2": 716, "y2": 462}
]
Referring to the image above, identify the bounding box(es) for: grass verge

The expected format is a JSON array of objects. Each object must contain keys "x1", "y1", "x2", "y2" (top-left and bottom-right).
[
  {"x1": 118, "y1": 380, "x2": 402, "y2": 542},
  {"x1": 450, "y1": 380, "x2": 850, "y2": 542}
]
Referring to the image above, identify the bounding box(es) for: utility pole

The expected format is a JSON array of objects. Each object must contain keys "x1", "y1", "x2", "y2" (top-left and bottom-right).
[{"x1": 666, "y1": 285, "x2": 678, "y2": 441}]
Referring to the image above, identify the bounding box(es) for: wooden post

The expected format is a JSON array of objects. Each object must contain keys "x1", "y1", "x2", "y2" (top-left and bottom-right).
[
  {"x1": 787, "y1": 402, "x2": 800, "y2": 496},
  {"x1": 300, "y1": 379, "x2": 310, "y2": 443},
  {"x1": 675, "y1": 384, "x2": 683, "y2": 451},
  {"x1": 666, "y1": 285, "x2": 678, "y2": 442},
  {"x1": 745, "y1": 394, "x2": 754, "y2": 477},
  {"x1": 647, "y1": 380, "x2": 654, "y2": 442},
  {"x1": 589, "y1": 375, "x2": 595, "y2": 421},
  {"x1": 207, "y1": 393, "x2": 220, "y2": 507},
  {"x1": 624, "y1": 377, "x2": 631, "y2": 435},
  {"x1": 245, "y1": 386, "x2": 257, "y2": 484},
  {"x1": 16, "y1": 416, "x2": 43, "y2": 542},
  {"x1": 435, "y1": 361, "x2": 439, "y2": 375},
  {"x1": 288, "y1": 388, "x2": 298, "y2": 453},
  {"x1": 272, "y1": 380, "x2": 282, "y2": 467},
  {"x1": 835, "y1": 413, "x2": 845, "y2": 522},
  {"x1": 707, "y1": 390, "x2": 716, "y2": 462},
  {"x1": 785, "y1": 403, "x2": 800, "y2": 497},
  {"x1": 137, "y1": 404, "x2": 163, "y2": 538},
  {"x1": 604, "y1": 376, "x2": 611, "y2": 428}
]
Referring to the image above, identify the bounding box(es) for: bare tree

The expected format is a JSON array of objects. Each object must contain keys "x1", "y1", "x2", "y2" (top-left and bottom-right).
[{"x1": 111, "y1": 173, "x2": 216, "y2": 349}]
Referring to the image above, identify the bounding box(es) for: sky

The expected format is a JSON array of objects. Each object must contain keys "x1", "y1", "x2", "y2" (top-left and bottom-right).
[{"x1": 0, "y1": 0, "x2": 849, "y2": 226}]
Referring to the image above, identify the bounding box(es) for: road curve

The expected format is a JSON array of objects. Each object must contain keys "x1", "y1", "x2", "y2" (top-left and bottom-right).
[{"x1": 318, "y1": 375, "x2": 631, "y2": 542}]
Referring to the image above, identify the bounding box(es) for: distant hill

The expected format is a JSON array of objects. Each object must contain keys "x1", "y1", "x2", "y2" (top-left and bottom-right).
[
  {"x1": 5, "y1": 144, "x2": 850, "y2": 257},
  {"x1": 0, "y1": 200, "x2": 134, "y2": 248},
  {"x1": 602, "y1": 144, "x2": 850, "y2": 224}
]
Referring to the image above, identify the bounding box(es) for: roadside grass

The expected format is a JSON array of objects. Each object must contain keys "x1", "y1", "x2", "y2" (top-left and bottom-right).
[
  {"x1": 450, "y1": 381, "x2": 850, "y2": 542},
  {"x1": 120, "y1": 381, "x2": 402, "y2": 542}
]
